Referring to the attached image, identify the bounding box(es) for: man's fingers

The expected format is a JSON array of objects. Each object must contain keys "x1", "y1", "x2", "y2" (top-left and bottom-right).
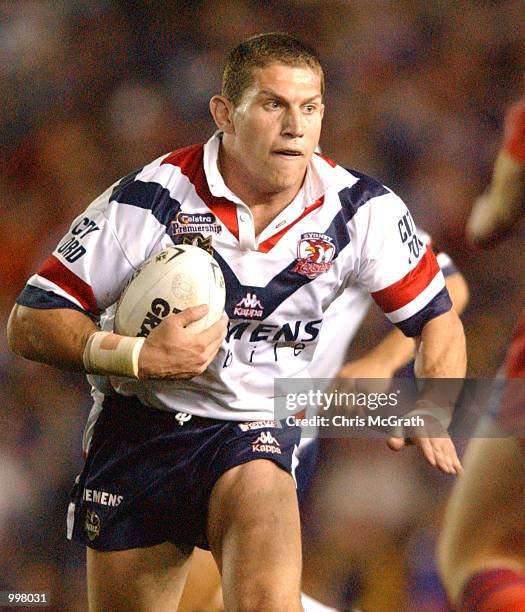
[
  {"x1": 198, "y1": 312, "x2": 228, "y2": 343},
  {"x1": 417, "y1": 437, "x2": 437, "y2": 467},
  {"x1": 434, "y1": 439, "x2": 463, "y2": 475},
  {"x1": 421, "y1": 438, "x2": 463, "y2": 475},
  {"x1": 174, "y1": 305, "x2": 209, "y2": 327}
]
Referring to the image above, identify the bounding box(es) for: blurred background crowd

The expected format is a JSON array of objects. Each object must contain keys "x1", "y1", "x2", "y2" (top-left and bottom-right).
[{"x1": 1, "y1": 1, "x2": 524, "y2": 610}]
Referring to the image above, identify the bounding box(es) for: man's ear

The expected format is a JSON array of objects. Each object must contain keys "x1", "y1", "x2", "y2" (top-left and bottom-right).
[{"x1": 209, "y1": 95, "x2": 235, "y2": 134}]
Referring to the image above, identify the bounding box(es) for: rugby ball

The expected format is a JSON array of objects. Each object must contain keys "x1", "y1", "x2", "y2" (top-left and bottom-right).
[{"x1": 114, "y1": 245, "x2": 226, "y2": 337}]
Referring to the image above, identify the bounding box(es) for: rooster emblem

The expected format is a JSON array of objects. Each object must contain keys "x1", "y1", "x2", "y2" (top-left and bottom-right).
[{"x1": 293, "y1": 234, "x2": 336, "y2": 279}]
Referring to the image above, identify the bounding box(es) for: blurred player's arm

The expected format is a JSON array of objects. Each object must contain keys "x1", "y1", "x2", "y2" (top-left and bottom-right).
[
  {"x1": 7, "y1": 303, "x2": 226, "y2": 379},
  {"x1": 466, "y1": 98, "x2": 525, "y2": 246},
  {"x1": 338, "y1": 270, "x2": 469, "y2": 379}
]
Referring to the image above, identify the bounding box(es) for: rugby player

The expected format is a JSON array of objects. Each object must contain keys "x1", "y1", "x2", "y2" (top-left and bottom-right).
[
  {"x1": 8, "y1": 33, "x2": 466, "y2": 611},
  {"x1": 438, "y1": 91, "x2": 525, "y2": 611}
]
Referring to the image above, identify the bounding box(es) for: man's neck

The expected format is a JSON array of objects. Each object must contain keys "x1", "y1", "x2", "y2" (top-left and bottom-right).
[{"x1": 217, "y1": 143, "x2": 305, "y2": 216}]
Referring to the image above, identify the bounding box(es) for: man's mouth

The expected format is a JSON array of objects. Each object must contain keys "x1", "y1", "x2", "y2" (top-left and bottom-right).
[{"x1": 273, "y1": 149, "x2": 303, "y2": 157}]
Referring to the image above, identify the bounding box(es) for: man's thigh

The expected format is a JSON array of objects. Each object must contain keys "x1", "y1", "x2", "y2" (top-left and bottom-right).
[
  {"x1": 207, "y1": 459, "x2": 303, "y2": 611},
  {"x1": 87, "y1": 541, "x2": 193, "y2": 612}
]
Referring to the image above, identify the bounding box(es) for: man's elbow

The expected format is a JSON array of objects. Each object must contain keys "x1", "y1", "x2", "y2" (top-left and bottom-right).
[
  {"x1": 7, "y1": 304, "x2": 34, "y2": 358},
  {"x1": 446, "y1": 273, "x2": 469, "y2": 316}
]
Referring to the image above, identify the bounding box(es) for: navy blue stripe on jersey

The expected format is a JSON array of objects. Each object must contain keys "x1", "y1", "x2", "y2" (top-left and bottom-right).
[
  {"x1": 16, "y1": 284, "x2": 90, "y2": 315},
  {"x1": 110, "y1": 180, "x2": 182, "y2": 227},
  {"x1": 214, "y1": 250, "x2": 314, "y2": 319},
  {"x1": 110, "y1": 167, "x2": 143, "y2": 199},
  {"x1": 324, "y1": 178, "x2": 390, "y2": 252},
  {"x1": 339, "y1": 176, "x2": 389, "y2": 222},
  {"x1": 395, "y1": 286, "x2": 452, "y2": 337}
]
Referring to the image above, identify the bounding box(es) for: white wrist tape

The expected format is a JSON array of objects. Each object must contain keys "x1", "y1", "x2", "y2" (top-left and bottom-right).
[
  {"x1": 83, "y1": 331, "x2": 145, "y2": 379},
  {"x1": 404, "y1": 399, "x2": 452, "y2": 430}
]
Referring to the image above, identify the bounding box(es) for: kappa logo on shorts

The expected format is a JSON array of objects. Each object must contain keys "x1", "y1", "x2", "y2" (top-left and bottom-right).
[
  {"x1": 175, "y1": 412, "x2": 192, "y2": 426},
  {"x1": 238, "y1": 420, "x2": 278, "y2": 432},
  {"x1": 85, "y1": 510, "x2": 101, "y2": 541},
  {"x1": 291, "y1": 233, "x2": 336, "y2": 279},
  {"x1": 252, "y1": 431, "x2": 282, "y2": 455}
]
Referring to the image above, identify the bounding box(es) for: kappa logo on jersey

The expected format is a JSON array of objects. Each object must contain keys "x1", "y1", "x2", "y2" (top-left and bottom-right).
[
  {"x1": 252, "y1": 431, "x2": 282, "y2": 454},
  {"x1": 292, "y1": 233, "x2": 335, "y2": 279},
  {"x1": 169, "y1": 211, "x2": 222, "y2": 236},
  {"x1": 398, "y1": 211, "x2": 424, "y2": 264},
  {"x1": 85, "y1": 511, "x2": 101, "y2": 541},
  {"x1": 233, "y1": 292, "x2": 264, "y2": 319},
  {"x1": 239, "y1": 420, "x2": 278, "y2": 432}
]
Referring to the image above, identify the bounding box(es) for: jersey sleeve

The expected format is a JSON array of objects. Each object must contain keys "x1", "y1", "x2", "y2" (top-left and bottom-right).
[
  {"x1": 350, "y1": 189, "x2": 452, "y2": 337},
  {"x1": 16, "y1": 159, "x2": 173, "y2": 317},
  {"x1": 417, "y1": 228, "x2": 459, "y2": 278}
]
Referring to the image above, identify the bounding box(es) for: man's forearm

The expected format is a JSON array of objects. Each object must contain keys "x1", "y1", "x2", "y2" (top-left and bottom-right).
[
  {"x1": 8, "y1": 303, "x2": 228, "y2": 380},
  {"x1": 412, "y1": 309, "x2": 466, "y2": 425},
  {"x1": 7, "y1": 304, "x2": 98, "y2": 371},
  {"x1": 415, "y1": 310, "x2": 466, "y2": 379}
]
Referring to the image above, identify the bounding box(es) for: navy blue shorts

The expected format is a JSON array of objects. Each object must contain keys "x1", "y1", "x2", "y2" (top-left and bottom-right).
[
  {"x1": 295, "y1": 439, "x2": 320, "y2": 506},
  {"x1": 68, "y1": 393, "x2": 301, "y2": 551}
]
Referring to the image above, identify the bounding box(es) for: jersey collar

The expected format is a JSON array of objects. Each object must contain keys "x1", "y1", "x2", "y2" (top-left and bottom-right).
[{"x1": 203, "y1": 131, "x2": 332, "y2": 211}]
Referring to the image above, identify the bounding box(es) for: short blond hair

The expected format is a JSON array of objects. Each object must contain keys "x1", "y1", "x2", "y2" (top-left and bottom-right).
[{"x1": 222, "y1": 32, "x2": 325, "y2": 107}]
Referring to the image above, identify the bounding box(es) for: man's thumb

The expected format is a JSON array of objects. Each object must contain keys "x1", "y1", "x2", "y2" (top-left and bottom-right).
[
  {"x1": 387, "y1": 436, "x2": 406, "y2": 452},
  {"x1": 174, "y1": 305, "x2": 209, "y2": 327}
]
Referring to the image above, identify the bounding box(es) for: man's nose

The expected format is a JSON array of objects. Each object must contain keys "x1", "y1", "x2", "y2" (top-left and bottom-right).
[{"x1": 282, "y1": 107, "x2": 304, "y2": 138}]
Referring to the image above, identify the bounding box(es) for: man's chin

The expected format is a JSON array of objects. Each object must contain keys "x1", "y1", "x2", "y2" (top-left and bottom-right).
[{"x1": 266, "y1": 167, "x2": 307, "y2": 193}]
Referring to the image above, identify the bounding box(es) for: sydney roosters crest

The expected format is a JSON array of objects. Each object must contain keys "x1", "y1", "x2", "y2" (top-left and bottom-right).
[{"x1": 292, "y1": 233, "x2": 335, "y2": 279}]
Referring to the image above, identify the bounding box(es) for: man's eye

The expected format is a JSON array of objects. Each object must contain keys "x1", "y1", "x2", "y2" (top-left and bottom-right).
[{"x1": 266, "y1": 101, "x2": 281, "y2": 110}]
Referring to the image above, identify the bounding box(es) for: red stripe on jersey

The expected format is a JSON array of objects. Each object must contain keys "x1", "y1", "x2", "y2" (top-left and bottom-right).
[
  {"x1": 37, "y1": 255, "x2": 100, "y2": 314},
  {"x1": 257, "y1": 197, "x2": 324, "y2": 253},
  {"x1": 162, "y1": 145, "x2": 239, "y2": 239},
  {"x1": 371, "y1": 248, "x2": 440, "y2": 313},
  {"x1": 314, "y1": 151, "x2": 337, "y2": 167}
]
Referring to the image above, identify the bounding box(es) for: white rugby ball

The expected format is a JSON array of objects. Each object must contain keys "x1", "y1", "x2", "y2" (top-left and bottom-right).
[{"x1": 114, "y1": 245, "x2": 226, "y2": 337}]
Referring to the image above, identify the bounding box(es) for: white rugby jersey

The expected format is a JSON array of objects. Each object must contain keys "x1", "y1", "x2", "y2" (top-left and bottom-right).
[{"x1": 18, "y1": 133, "x2": 452, "y2": 421}]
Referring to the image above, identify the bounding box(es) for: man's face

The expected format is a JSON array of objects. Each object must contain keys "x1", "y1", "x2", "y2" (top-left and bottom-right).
[{"x1": 227, "y1": 62, "x2": 324, "y2": 195}]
